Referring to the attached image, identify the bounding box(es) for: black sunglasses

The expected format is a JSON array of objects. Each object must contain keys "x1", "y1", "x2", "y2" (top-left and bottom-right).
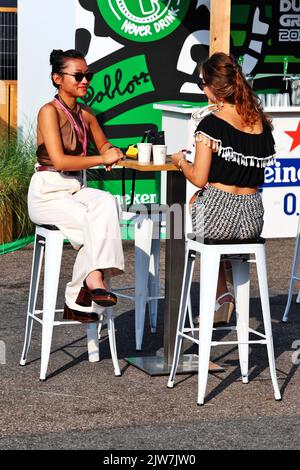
[
  {"x1": 60, "y1": 71, "x2": 94, "y2": 82},
  {"x1": 197, "y1": 78, "x2": 207, "y2": 91}
]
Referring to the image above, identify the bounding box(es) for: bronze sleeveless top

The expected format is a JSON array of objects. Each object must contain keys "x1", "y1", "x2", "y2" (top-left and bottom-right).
[{"x1": 36, "y1": 97, "x2": 106, "y2": 166}]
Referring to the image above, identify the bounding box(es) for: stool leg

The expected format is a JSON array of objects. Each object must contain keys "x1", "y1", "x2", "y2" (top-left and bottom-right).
[
  {"x1": 20, "y1": 234, "x2": 44, "y2": 366},
  {"x1": 256, "y1": 247, "x2": 281, "y2": 400},
  {"x1": 187, "y1": 295, "x2": 194, "y2": 338},
  {"x1": 106, "y1": 307, "x2": 121, "y2": 376},
  {"x1": 86, "y1": 322, "x2": 100, "y2": 362},
  {"x1": 282, "y1": 232, "x2": 300, "y2": 322},
  {"x1": 232, "y1": 259, "x2": 250, "y2": 384},
  {"x1": 40, "y1": 232, "x2": 64, "y2": 381},
  {"x1": 167, "y1": 247, "x2": 195, "y2": 387},
  {"x1": 148, "y1": 235, "x2": 160, "y2": 333},
  {"x1": 197, "y1": 251, "x2": 220, "y2": 405},
  {"x1": 134, "y1": 217, "x2": 153, "y2": 350}
]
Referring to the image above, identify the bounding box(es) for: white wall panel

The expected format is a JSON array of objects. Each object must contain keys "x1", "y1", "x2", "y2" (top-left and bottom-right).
[{"x1": 18, "y1": 0, "x2": 76, "y2": 137}]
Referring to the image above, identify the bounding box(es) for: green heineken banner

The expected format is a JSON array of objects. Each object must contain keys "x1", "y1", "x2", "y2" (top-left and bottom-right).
[
  {"x1": 76, "y1": 0, "x2": 210, "y2": 223},
  {"x1": 230, "y1": 0, "x2": 300, "y2": 90},
  {"x1": 99, "y1": 0, "x2": 190, "y2": 42},
  {"x1": 272, "y1": 0, "x2": 300, "y2": 53},
  {"x1": 3, "y1": 1, "x2": 300, "y2": 252},
  {"x1": 75, "y1": 1, "x2": 300, "y2": 215}
]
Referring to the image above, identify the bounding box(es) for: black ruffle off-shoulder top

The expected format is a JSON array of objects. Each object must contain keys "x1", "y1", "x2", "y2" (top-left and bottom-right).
[{"x1": 195, "y1": 113, "x2": 276, "y2": 187}]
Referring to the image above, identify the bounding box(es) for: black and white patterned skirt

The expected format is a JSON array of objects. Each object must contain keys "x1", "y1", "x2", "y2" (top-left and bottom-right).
[{"x1": 191, "y1": 185, "x2": 264, "y2": 240}]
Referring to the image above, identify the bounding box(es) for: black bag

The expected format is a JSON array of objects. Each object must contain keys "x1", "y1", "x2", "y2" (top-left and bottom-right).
[
  {"x1": 142, "y1": 129, "x2": 165, "y2": 146},
  {"x1": 122, "y1": 130, "x2": 165, "y2": 210}
]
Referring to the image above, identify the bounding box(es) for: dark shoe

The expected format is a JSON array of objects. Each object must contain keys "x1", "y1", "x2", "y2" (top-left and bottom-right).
[
  {"x1": 63, "y1": 303, "x2": 99, "y2": 323},
  {"x1": 76, "y1": 279, "x2": 117, "y2": 308}
]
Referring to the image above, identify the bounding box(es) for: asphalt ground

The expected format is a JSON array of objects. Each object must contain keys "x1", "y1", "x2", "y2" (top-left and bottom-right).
[{"x1": 0, "y1": 239, "x2": 300, "y2": 450}]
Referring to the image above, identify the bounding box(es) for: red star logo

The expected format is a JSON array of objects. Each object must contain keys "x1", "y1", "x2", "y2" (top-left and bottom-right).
[{"x1": 285, "y1": 121, "x2": 300, "y2": 152}]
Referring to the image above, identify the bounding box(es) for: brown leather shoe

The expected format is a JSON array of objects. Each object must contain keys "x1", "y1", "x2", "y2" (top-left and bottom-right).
[
  {"x1": 63, "y1": 303, "x2": 99, "y2": 323},
  {"x1": 76, "y1": 281, "x2": 117, "y2": 308}
]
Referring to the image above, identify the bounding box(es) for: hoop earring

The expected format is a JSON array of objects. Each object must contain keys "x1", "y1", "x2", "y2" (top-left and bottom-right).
[{"x1": 216, "y1": 100, "x2": 224, "y2": 110}]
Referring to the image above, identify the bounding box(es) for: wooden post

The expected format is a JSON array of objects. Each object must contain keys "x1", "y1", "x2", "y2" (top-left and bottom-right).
[
  {"x1": 0, "y1": 80, "x2": 18, "y2": 131},
  {"x1": 0, "y1": 203, "x2": 13, "y2": 245},
  {"x1": 209, "y1": 0, "x2": 231, "y2": 55},
  {"x1": 0, "y1": 7, "x2": 18, "y2": 244},
  {"x1": 0, "y1": 7, "x2": 18, "y2": 136}
]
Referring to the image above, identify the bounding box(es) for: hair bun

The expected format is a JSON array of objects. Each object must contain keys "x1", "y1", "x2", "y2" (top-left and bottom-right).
[{"x1": 50, "y1": 49, "x2": 64, "y2": 65}]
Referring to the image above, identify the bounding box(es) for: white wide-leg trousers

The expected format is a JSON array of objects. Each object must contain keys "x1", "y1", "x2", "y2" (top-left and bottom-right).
[{"x1": 28, "y1": 171, "x2": 124, "y2": 313}]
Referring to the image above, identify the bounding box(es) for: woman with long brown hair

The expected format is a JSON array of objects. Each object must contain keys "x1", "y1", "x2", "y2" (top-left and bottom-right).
[{"x1": 172, "y1": 52, "x2": 276, "y2": 325}]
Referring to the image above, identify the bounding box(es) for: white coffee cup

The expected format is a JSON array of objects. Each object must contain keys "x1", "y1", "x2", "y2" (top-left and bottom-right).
[
  {"x1": 153, "y1": 144, "x2": 167, "y2": 165},
  {"x1": 275, "y1": 93, "x2": 285, "y2": 107},
  {"x1": 282, "y1": 92, "x2": 290, "y2": 107},
  {"x1": 137, "y1": 143, "x2": 152, "y2": 163},
  {"x1": 266, "y1": 93, "x2": 275, "y2": 107}
]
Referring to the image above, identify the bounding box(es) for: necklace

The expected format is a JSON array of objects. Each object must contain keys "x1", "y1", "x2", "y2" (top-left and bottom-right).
[
  {"x1": 192, "y1": 104, "x2": 219, "y2": 123},
  {"x1": 55, "y1": 95, "x2": 87, "y2": 156},
  {"x1": 57, "y1": 94, "x2": 78, "y2": 112}
]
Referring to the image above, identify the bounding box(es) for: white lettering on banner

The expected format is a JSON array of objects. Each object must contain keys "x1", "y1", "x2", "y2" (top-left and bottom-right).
[
  {"x1": 279, "y1": 29, "x2": 300, "y2": 40},
  {"x1": 280, "y1": 1, "x2": 300, "y2": 13},
  {"x1": 279, "y1": 0, "x2": 300, "y2": 41},
  {"x1": 115, "y1": 193, "x2": 157, "y2": 205},
  {"x1": 264, "y1": 160, "x2": 300, "y2": 185},
  {"x1": 121, "y1": 20, "x2": 152, "y2": 36},
  {"x1": 139, "y1": 0, "x2": 160, "y2": 16},
  {"x1": 154, "y1": 11, "x2": 176, "y2": 32},
  {"x1": 280, "y1": 14, "x2": 300, "y2": 27},
  {"x1": 121, "y1": 9, "x2": 177, "y2": 37}
]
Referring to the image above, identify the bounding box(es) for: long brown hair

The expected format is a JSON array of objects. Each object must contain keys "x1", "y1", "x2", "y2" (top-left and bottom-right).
[{"x1": 200, "y1": 52, "x2": 272, "y2": 129}]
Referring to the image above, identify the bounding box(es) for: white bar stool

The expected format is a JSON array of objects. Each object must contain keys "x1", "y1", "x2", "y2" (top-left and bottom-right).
[
  {"x1": 282, "y1": 215, "x2": 300, "y2": 322},
  {"x1": 167, "y1": 235, "x2": 281, "y2": 405},
  {"x1": 20, "y1": 224, "x2": 121, "y2": 380}
]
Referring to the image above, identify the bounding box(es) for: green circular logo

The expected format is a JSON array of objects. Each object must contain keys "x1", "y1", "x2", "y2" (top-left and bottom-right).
[{"x1": 99, "y1": 0, "x2": 190, "y2": 43}]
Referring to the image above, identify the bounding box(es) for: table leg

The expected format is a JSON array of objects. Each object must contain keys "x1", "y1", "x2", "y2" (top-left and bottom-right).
[
  {"x1": 125, "y1": 171, "x2": 223, "y2": 375},
  {"x1": 164, "y1": 170, "x2": 186, "y2": 364}
]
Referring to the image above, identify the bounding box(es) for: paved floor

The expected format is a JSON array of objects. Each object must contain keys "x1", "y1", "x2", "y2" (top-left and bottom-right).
[{"x1": 0, "y1": 239, "x2": 300, "y2": 450}]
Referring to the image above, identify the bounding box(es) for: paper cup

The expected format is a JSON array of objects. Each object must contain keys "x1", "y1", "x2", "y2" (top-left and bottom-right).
[
  {"x1": 266, "y1": 93, "x2": 276, "y2": 107},
  {"x1": 137, "y1": 143, "x2": 152, "y2": 163},
  {"x1": 274, "y1": 93, "x2": 283, "y2": 107},
  {"x1": 153, "y1": 145, "x2": 167, "y2": 165},
  {"x1": 282, "y1": 93, "x2": 290, "y2": 107}
]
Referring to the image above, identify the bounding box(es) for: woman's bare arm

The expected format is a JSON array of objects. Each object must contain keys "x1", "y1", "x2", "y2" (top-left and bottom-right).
[
  {"x1": 171, "y1": 140, "x2": 213, "y2": 188},
  {"x1": 38, "y1": 104, "x2": 123, "y2": 171}
]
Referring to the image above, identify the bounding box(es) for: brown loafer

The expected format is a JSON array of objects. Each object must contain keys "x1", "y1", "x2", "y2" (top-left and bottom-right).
[{"x1": 63, "y1": 303, "x2": 99, "y2": 323}]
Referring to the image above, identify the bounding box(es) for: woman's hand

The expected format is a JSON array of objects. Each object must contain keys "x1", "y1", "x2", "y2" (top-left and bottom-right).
[
  {"x1": 102, "y1": 147, "x2": 123, "y2": 171},
  {"x1": 171, "y1": 151, "x2": 186, "y2": 169}
]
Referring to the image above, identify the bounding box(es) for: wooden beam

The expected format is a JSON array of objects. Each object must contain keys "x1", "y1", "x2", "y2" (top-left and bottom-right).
[
  {"x1": 0, "y1": 7, "x2": 17, "y2": 13},
  {"x1": 209, "y1": 0, "x2": 231, "y2": 55}
]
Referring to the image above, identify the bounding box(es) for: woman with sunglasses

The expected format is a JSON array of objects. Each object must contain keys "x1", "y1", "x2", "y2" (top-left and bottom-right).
[
  {"x1": 172, "y1": 52, "x2": 275, "y2": 325},
  {"x1": 28, "y1": 49, "x2": 125, "y2": 322}
]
